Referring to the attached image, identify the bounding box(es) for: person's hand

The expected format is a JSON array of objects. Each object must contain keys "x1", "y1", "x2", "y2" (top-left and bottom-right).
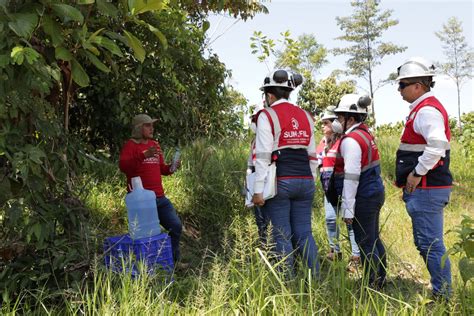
[
  {"x1": 143, "y1": 146, "x2": 161, "y2": 158},
  {"x1": 343, "y1": 218, "x2": 353, "y2": 225},
  {"x1": 252, "y1": 193, "x2": 265, "y2": 207},
  {"x1": 405, "y1": 172, "x2": 422, "y2": 194}
]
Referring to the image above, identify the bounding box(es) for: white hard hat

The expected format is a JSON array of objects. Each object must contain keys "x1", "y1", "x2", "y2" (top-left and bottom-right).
[
  {"x1": 320, "y1": 106, "x2": 338, "y2": 120},
  {"x1": 334, "y1": 94, "x2": 371, "y2": 115},
  {"x1": 396, "y1": 57, "x2": 436, "y2": 81},
  {"x1": 260, "y1": 69, "x2": 303, "y2": 91}
]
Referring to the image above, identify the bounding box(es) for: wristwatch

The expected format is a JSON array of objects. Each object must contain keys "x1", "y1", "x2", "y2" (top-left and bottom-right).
[{"x1": 411, "y1": 169, "x2": 422, "y2": 177}]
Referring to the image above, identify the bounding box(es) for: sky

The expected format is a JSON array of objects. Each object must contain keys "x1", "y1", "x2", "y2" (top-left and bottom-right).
[{"x1": 206, "y1": 0, "x2": 473, "y2": 125}]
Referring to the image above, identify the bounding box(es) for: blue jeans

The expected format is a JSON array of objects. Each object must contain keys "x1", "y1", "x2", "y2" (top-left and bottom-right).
[
  {"x1": 156, "y1": 197, "x2": 182, "y2": 262},
  {"x1": 324, "y1": 197, "x2": 360, "y2": 257},
  {"x1": 403, "y1": 188, "x2": 452, "y2": 296},
  {"x1": 254, "y1": 206, "x2": 268, "y2": 245},
  {"x1": 352, "y1": 191, "x2": 386, "y2": 286},
  {"x1": 261, "y1": 178, "x2": 319, "y2": 275}
]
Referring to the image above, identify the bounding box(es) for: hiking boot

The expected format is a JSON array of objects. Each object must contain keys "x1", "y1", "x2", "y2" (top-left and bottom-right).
[{"x1": 346, "y1": 255, "x2": 361, "y2": 272}]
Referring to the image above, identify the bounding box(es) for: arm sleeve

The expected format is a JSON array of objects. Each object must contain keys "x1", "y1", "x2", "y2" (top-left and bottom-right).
[
  {"x1": 254, "y1": 113, "x2": 274, "y2": 193},
  {"x1": 340, "y1": 137, "x2": 362, "y2": 219},
  {"x1": 119, "y1": 141, "x2": 145, "y2": 176},
  {"x1": 413, "y1": 107, "x2": 449, "y2": 175}
]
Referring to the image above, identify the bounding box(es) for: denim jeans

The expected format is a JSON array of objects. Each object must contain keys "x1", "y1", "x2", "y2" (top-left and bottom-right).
[
  {"x1": 254, "y1": 206, "x2": 268, "y2": 245},
  {"x1": 156, "y1": 196, "x2": 182, "y2": 262},
  {"x1": 324, "y1": 197, "x2": 360, "y2": 257},
  {"x1": 352, "y1": 191, "x2": 386, "y2": 286},
  {"x1": 403, "y1": 188, "x2": 452, "y2": 296},
  {"x1": 261, "y1": 178, "x2": 319, "y2": 275}
]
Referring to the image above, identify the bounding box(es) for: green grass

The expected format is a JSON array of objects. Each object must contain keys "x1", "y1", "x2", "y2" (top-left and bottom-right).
[{"x1": 2, "y1": 136, "x2": 473, "y2": 315}]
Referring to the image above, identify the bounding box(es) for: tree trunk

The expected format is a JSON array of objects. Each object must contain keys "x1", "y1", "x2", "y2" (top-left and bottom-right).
[{"x1": 457, "y1": 80, "x2": 462, "y2": 131}]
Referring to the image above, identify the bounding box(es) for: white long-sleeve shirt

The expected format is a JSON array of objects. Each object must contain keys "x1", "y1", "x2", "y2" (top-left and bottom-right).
[
  {"x1": 340, "y1": 123, "x2": 363, "y2": 219},
  {"x1": 408, "y1": 92, "x2": 450, "y2": 176},
  {"x1": 254, "y1": 99, "x2": 317, "y2": 193}
]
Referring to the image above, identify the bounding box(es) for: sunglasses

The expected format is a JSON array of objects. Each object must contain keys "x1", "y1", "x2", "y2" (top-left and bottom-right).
[{"x1": 398, "y1": 81, "x2": 419, "y2": 90}]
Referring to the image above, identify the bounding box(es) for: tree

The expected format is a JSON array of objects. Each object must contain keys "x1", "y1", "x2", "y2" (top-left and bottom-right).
[
  {"x1": 0, "y1": 0, "x2": 261, "y2": 297},
  {"x1": 435, "y1": 16, "x2": 474, "y2": 128},
  {"x1": 299, "y1": 74, "x2": 356, "y2": 115},
  {"x1": 334, "y1": 0, "x2": 406, "y2": 118}
]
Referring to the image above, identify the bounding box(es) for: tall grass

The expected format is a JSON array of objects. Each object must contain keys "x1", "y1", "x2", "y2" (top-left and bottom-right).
[{"x1": 2, "y1": 136, "x2": 473, "y2": 315}]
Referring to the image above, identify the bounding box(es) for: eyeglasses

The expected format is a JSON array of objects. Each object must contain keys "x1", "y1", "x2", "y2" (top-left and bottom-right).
[{"x1": 398, "y1": 81, "x2": 419, "y2": 90}]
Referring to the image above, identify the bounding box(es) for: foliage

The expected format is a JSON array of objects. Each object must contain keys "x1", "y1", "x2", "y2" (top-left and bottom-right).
[
  {"x1": 334, "y1": 0, "x2": 406, "y2": 118},
  {"x1": 275, "y1": 32, "x2": 328, "y2": 78},
  {"x1": 298, "y1": 74, "x2": 356, "y2": 115},
  {"x1": 0, "y1": 92, "x2": 93, "y2": 297},
  {"x1": 0, "y1": 0, "x2": 260, "y2": 300},
  {"x1": 177, "y1": 0, "x2": 268, "y2": 21},
  {"x1": 435, "y1": 16, "x2": 474, "y2": 127},
  {"x1": 70, "y1": 8, "x2": 248, "y2": 154},
  {"x1": 457, "y1": 112, "x2": 474, "y2": 159},
  {"x1": 443, "y1": 215, "x2": 474, "y2": 284}
]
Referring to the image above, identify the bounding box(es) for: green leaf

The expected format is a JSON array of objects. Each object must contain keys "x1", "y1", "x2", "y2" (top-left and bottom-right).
[
  {"x1": 123, "y1": 30, "x2": 145, "y2": 63},
  {"x1": 55, "y1": 47, "x2": 73, "y2": 61},
  {"x1": 42, "y1": 15, "x2": 63, "y2": 46},
  {"x1": 128, "y1": 0, "x2": 165, "y2": 15},
  {"x1": 90, "y1": 36, "x2": 123, "y2": 57},
  {"x1": 8, "y1": 12, "x2": 39, "y2": 38},
  {"x1": 71, "y1": 58, "x2": 90, "y2": 87},
  {"x1": 96, "y1": 0, "x2": 119, "y2": 17},
  {"x1": 459, "y1": 257, "x2": 474, "y2": 284},
  {"x1": 136, "y1": 20, "x2": 167, "y2": 49},
  {"x1": 51, "y1": 4, "x2": 84, "y2": 24},
  {"x1": 10, "y1": 46, "x2": 25, "y2": 65},
  {"x1": 203, "y1": 20, "x2": 210, "y2": 33},
  {"x1": 85, "y1": 50, "x2": 110, "y2": 73},
  {"x1": 78, "y1": 0, "x2": 95, "y2": 4},
  {"x1": 23, "y1": 47, "x2": 40, "y2": 64}
]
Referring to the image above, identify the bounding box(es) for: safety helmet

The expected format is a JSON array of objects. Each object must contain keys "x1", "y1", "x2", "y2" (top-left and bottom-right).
[
  {"x1": 320, "y1": 106, "x2": 338, "y2": 120},
  {"x1": 334, "y1": 94, "x2": 371, "y2": 115},
  {"x1": 396, "y1": 57, "x2": 436, "y2": 81},
  {"x1": 260, "y1": 69, "x2": 303, "y2": 91}
]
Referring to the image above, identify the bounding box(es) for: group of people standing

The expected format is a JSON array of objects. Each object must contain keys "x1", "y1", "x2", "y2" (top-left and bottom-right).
[
  {"x1": 248, "y1": 57, "x2": 453, "y2": 298},
  {"x1": 117, "y1": 56, "x2": 453, "y2": 299}
]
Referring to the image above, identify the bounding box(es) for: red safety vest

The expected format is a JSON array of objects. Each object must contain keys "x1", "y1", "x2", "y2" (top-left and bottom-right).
[
  {"x1": 261, "y1": 102, "x2": 314, "y2": 152},
  {"x1": 261, "y1": 101, "x2": 316, "y2": 178},
  {"x1": 395, "y1": 96, "x2": 452, "y2": 188}
]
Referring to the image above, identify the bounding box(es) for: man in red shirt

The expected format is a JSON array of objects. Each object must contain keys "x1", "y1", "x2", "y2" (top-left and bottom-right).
[{"x1": 119, "y1": 114, "x2": 183, "y2": 262}]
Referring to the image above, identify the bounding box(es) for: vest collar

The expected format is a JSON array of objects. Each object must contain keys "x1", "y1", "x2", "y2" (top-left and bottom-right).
[
  {"x1": 270, "y1": 98, "x2": 290, "y2": 107},
  {"x1": 409, "y1": 91, "x2": 434, "y2": 111},
  {"x1": 344, "y1": 122, "x2": 362, "y2": 135}
]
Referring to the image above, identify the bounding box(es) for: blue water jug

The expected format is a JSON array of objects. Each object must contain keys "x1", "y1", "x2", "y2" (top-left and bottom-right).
[{"x1": 125, "y1": 177, "x2": 161, "y2": 240}]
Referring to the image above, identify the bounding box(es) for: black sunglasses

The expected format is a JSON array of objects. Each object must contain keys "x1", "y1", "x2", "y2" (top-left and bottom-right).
[{"x1": 398, "y1": 81, "x2": 419, "y2": 90}]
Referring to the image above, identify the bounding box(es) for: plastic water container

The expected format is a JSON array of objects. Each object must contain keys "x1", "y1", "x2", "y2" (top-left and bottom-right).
[{"x1": 126, "y1": 177, "x2": 161, "y2": 240}]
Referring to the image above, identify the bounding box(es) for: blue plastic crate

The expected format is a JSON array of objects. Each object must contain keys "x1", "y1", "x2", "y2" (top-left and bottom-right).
[{"x1": 104, "y1": 233, "x2": 174, "y2": 277}]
